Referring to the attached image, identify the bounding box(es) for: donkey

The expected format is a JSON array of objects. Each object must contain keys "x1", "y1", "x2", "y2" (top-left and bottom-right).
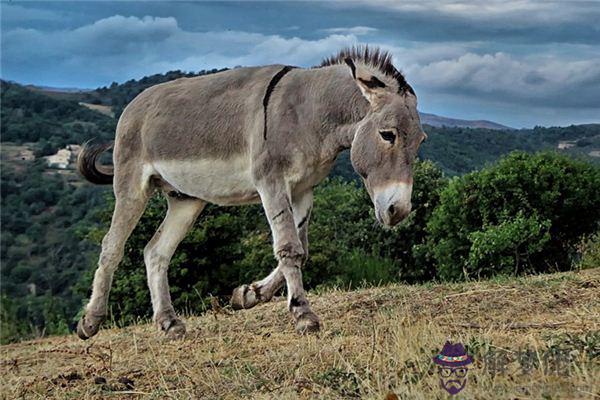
[{"x1": 76, "y1": 46, "x2": 427, "y2": 340}]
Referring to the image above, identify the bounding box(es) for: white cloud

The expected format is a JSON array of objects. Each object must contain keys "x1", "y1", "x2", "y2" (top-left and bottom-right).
[
  {"x1": 1, "y1": 15, "x2": 360, "y2": 85},
  {"x1": 337, "y1": 0, "x2": 598, "y2": 25},
  {"x1": 405, "y1": 52, "x2": 600, "y2": 108},
  {"x1": 321, "y1": 26, "x2": 378, "y2": 36}
]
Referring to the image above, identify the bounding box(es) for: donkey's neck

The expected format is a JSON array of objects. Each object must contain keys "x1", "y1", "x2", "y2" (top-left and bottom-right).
[{"x1": 308, "y1": 65, "x2": 370, "y2": 153}]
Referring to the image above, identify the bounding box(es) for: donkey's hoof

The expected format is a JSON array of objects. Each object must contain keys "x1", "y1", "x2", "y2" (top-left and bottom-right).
[
  {"x1": 162, "y1": 318, "x2": 186, "y2": 340},
  {"x1": 295, "y1": 312, "x2": 321, "y2": 334},
  {"x1": 231, "y1": 284, "x2": 260, "y2": 310},
  {"x1": 77, "y1": 314, "x2": 104, "y2": 340}
]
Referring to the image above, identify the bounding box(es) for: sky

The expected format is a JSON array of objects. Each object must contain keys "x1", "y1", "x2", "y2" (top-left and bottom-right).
[{"x1": 1, "y1": 1, "x2": 599, "y2": 128}]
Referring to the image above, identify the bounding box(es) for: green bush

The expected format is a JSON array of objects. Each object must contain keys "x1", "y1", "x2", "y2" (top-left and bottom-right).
[
  {"x1": 327, "y1": 250, "x2": 398, "y2": 289},
  {"x1": 426, "y1": 152, "x2": 600, "y2": 280}
]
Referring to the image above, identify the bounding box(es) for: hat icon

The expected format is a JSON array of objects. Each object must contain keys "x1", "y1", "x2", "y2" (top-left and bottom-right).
[{"x1": 433, "y1": 341, "x2": 473, "y2": 367}]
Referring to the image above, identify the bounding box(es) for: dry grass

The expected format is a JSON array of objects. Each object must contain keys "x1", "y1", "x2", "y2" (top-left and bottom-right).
[
  {"x1": 78, "y1": 102, "x2": 114, "y2": 118},
  {"x1": 1, "y1": 269, "x2": 598, "y2": 399}
]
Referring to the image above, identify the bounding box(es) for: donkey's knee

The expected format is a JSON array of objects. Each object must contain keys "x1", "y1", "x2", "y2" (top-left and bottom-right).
[
  {"x1": 143, "y1": 243, "x2": 170, "y2": 270},
  {"x1": 275, "y1": 241, "x2": 304, "y2": 262},
  {"x1": 98, "y1": 248, "x2": 123, "y2": 273}
]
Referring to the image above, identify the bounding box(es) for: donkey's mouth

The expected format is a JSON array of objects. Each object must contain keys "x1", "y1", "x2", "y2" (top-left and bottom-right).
[
  {"x1": 372, "y1": 182, "x2": 413, "y2": 227},
  {"x1": 375, "y1": 203, "x2": 411, "y2": 227}
]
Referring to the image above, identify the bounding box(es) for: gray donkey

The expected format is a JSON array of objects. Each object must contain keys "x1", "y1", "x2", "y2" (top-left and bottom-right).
[{"x1": 76, "y1": 46, "x2": 426, "y2": 340}]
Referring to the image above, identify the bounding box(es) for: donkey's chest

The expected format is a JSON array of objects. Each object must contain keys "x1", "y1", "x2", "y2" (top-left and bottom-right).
[{"x1": 152, "y1": 157, "x2": 260, "y2": 206}]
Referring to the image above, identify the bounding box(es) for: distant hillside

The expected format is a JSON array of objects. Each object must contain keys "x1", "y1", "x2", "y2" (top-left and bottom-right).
[
  {"x1": 25, "y1": 85, "x2": 93, "y2": 103},
  {"x1": 1, "y1": 81, "x2": 115, "y2": 342},
  {"x1": 29, "y1": 69, "x2": 228, "y2": 118},
  {"x1": 1, "y1": 80, "x2": 115, "y2": 152},
  {"x1": 419, "y1": 111, "x2": 512, "y2": 130},
  {"x1": 28, "y1": 79, "x2": 512, "y2": 131}
]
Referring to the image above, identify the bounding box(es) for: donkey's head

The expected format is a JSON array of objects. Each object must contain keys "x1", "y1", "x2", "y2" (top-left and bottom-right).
[{"x1": 344, "y1": 54, "x2": 426, "y2": 227}]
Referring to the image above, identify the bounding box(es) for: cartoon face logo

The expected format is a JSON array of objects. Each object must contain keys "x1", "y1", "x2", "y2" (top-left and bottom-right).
[{"x1": 433, "y1": 341, "x2": 473, "y2": 395}]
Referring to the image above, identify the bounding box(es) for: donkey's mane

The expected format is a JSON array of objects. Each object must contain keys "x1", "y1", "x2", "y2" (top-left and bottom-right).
[{"x1": 319, "y1": 46, "x2": 414, "y2": 95}]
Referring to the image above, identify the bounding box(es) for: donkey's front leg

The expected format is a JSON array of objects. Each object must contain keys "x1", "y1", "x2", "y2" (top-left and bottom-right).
[
  {"x1": 231, "y1": 190, "x2": 312, "y2": 310},
  {"x1": 259, "y1": 186, "x2": 320, "y2": 333}
]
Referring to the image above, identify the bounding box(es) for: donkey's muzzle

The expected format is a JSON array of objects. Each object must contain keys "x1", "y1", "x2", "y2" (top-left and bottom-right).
[
  {"x1": 386, "y1": 203, "x2": 411, "y2": 226},
  {"x1": 374, "y1": 182, "x2": 413, "y2": 227},
  {"x1": 376, "y1": 202, "x2": 411, "y2": 226}
]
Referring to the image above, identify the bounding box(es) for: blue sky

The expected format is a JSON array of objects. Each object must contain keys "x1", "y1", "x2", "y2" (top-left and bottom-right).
[{"x1": 1, "y1": 1, "x2": 599, "y2": 128}]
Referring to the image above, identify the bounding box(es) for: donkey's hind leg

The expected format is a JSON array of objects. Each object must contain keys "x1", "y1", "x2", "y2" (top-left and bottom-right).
[
  {"x1": 77, "y1": 186, "x2": 150, "y2": 340},
  {"x1": 144, "y1": 194, "x2": 205, "y2": 339}
]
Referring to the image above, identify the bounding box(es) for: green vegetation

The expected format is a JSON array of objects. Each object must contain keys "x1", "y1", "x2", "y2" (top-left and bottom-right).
[
  {"x1": 78, "y1": 69, "x2": 227, "y2": 117},
  {"x1": 1, "y1": 81, "x2": 116, "y2": 156},
  {"x1": 420, "y1": 124, "x2": 600, "y2": 176},
  {"x1": 426, "y1": 152, "x2": 600, "y2": 280},
  {"x1": 0, "y1": 162, "x2": 110, "y2": 343},
  {"x1": 1, "y1": 76, "x2": 599, "y2": 343}
]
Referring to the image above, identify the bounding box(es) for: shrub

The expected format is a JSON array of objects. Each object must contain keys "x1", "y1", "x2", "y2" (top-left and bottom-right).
[
  {"x1": 576, "y1": 232, "x2": 600, "y2": 270},
  {"x1": 426, "y1": 152, "x2": 600, "y2": 280},
  {"x1": 328, "y1": 250, "x2": 398, "y2": 289}
]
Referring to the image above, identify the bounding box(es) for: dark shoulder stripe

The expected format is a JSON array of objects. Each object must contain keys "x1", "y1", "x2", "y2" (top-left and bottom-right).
[{"x1": 263, "y1": 65, "x2": 295, "y2": 140}]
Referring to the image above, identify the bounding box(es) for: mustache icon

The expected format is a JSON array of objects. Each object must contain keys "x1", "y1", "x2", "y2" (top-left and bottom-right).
[{"x1": 444, "y1": 380, "x2": 463, "y2": 388}]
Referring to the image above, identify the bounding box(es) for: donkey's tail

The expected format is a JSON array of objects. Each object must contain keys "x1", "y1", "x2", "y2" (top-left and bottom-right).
[{"x1": 77, "y1": 141, "x2": 114, "y2": 185}]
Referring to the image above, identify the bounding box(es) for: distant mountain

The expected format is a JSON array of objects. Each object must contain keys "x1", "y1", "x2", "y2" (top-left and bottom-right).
[
  {"x1": 25, "y1": 85, "x2": 92, "y2": 93},
  {"x1": 419, "y1": 112, "x2": 512, "y2": 130},
  {"x1": 24, "y1": 84, "x2": 94, "y2": 102}
]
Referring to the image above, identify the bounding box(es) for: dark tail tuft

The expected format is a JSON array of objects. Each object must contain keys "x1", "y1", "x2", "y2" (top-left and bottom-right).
[{"x1": 77, "y1": 141, "x2": 114, "y2": 185}]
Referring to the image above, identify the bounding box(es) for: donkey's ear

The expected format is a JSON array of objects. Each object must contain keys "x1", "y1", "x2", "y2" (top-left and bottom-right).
[{"x1": 344, "y1": 57, "x2": 387, "y2": 106}]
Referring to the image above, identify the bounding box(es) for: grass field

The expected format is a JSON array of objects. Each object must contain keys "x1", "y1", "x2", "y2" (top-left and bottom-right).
[{"x1": 1, "y1": 268, "x2": 598, "y2": 399}]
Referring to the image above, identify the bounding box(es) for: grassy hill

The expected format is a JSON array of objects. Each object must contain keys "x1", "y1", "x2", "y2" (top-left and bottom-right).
[{"x1": 1, "y1": 268, "x2": 597, "y2": 399}]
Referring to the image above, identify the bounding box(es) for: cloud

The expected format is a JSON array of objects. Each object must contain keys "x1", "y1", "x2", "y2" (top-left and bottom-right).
[
  {"x1": 405, "y1": 52, "x2": 600, "y2": 108},
  {"x1": 329, "y1": 0, "x2": 600, "y2": 45},
  {"x1": 321, "y1": 26, "x2": 378, "y2": 35},
  {"x1": 343, "y1": 0, "x2": 598, "y2": 24},
  {"x1": 1, "y1": 15, "x2": 359, "y2": 87}
]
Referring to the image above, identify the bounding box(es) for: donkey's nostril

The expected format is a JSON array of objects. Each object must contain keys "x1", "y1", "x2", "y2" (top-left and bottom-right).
[{"x1": 388, "y1": 204, "x2": 395, "y2": 215}]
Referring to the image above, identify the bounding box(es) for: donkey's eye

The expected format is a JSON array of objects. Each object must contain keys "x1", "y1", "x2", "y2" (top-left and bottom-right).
[{"x1": 379, "y1": 130, "x2": 396, "y2": 144}]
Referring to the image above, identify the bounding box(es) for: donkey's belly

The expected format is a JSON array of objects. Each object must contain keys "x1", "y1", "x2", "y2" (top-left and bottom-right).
[{"x1": 151, "y1": 157, "x2": 260, "y2": 206}]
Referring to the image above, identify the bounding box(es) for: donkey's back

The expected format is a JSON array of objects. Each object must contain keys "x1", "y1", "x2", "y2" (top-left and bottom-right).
[
  {"x1": 118, "y1": 65, "x2": 287, "y2": 163},
  {"x1": 103, "y1": 65, "x2": 289, "y2": 205}
]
